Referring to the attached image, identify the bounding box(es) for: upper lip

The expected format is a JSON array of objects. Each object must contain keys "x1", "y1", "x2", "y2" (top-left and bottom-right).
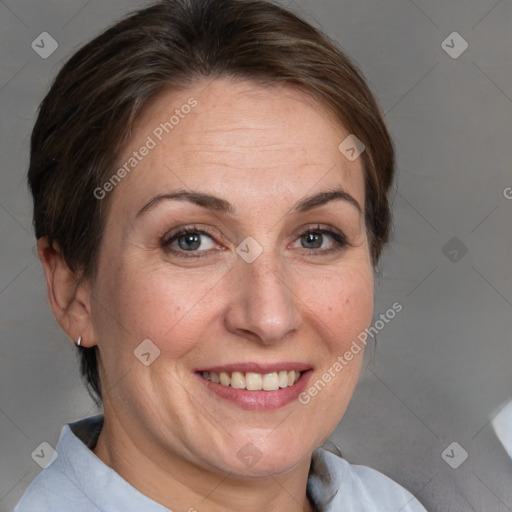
[{"x1": 196, "y1": 362, "x2": 313, "y2": 373}]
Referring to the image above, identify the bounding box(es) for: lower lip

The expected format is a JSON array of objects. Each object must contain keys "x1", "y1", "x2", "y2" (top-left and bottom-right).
[{"x1": 195, "y1": 370, "x2": 313, "y2": 411}]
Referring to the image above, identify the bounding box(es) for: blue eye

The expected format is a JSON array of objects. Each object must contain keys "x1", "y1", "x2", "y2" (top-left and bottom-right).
[
  {"x1": 175, "y1": 231, "x2": 214, "y2": 251},
  {"x1": 162, "y1": 224, "x2": 349, "y2": 259},
  {"x1": 300, "y1": 231, "x2": 331, "y2": 249},
  {"x1": 162, "y1": 226, "x2": 217, "y2": 258},
  {"x1": 293, "y1": 227, "x2": 348, "y2": 255}
]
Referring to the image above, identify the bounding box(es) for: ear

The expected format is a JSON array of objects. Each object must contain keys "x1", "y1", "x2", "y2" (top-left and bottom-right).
[{"x1": 37, "y1": 236, "x2": 96, "y2": 347}]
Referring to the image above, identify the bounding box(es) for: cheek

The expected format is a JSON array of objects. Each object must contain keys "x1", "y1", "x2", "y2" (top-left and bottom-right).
[
  {"x1": 304, "y1": 265, "x2": 374, "y2": 349},
  {"x1": 99, "y1": 257, "x2": 227, "y2": 357}
]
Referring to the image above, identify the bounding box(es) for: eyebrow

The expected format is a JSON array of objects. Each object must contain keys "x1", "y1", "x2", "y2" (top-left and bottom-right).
[{"x1": 136, "y1": 186, "x2": 362, "y2": 218}]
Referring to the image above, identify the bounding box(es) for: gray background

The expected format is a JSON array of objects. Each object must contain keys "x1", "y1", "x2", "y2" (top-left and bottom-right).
[{"x1": 1, "y1": 0, "x2": 511, "y2": 511}]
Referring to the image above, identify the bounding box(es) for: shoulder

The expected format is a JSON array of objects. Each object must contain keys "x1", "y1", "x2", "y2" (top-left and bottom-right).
[
  {"x1": 13, "y1": 418, "x2": 103, "y2": 512},
  {"x1": 347, "y1": 462, "x2": 427, "y2": 511},
  {"x1": 13, "y1": 451, "x2": 97, "y2": 512},
  {"x1": 308, "y1": 448, "x2": 428, "y2": 511},
  {"x1": 13, "y1": 415, "x2": 170, "y2": 512},
  {"x1": 13, "y1": 475, "x2": 96, "y2": 512}
]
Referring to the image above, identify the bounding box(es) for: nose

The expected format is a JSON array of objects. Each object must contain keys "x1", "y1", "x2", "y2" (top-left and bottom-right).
[{"x1": 224, "y1": 251, "x2": 301, "y2": 345}]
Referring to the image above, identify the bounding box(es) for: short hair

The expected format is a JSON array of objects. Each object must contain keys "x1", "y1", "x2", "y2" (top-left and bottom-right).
[{"x1": 28, "y1": 0, "x2": 395, "y2": 406}]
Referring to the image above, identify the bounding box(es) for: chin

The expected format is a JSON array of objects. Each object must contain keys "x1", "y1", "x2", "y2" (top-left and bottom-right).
[{"x1": 221, "y1": 441, "x2": 313, "y2": 478}]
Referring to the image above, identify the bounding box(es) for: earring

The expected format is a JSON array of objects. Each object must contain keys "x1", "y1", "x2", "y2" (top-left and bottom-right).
[{"x1": 76, "y1": 336, "x2": 82, "y2": 347}]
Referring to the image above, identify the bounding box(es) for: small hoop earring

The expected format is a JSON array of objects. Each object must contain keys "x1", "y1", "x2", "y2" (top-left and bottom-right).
[{"x1": 76, "y1": 336, "x2": 82, "y2": 347}]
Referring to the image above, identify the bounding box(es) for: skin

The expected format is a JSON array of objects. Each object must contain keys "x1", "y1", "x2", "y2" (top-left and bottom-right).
[{"x1": 38, "y1": 78, "x2": 374, "y2": 512}]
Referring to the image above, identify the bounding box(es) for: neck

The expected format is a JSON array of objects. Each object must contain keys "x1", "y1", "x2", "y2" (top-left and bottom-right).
[{"x1": 92, "y1": 411, "x2": 315, "y2": 512}]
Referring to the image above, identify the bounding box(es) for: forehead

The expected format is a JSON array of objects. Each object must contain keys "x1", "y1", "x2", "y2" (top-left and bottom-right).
[{"x1": 110, "y1": 78, "x2": 365, "y2": 216}]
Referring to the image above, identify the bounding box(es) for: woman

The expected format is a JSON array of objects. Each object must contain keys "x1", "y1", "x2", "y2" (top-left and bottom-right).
[{"x1": 15, "y1": 0, "x2": 428, "y2": 510}]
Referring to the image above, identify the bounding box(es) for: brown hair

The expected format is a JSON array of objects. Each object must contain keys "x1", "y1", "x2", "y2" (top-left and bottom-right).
[{"x1": 28, "y1": 0, "x2": 395, "y2": 406}]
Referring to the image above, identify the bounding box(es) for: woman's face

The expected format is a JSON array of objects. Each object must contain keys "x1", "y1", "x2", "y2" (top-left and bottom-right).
[{"x1": 89, "y1": 78, "x2": 374, "y2": 476}]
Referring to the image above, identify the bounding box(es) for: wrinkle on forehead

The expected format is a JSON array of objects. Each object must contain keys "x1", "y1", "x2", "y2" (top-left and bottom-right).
[{"x1": 107, "y1": 78, "x2": 365, "y2": 224}]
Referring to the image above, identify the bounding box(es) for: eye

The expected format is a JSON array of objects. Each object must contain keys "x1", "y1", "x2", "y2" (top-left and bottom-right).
[
  {"x1": 299, "y1": 231, "x2": 331, "y2": 250},
  {"x1": 162, "y1": 226, "x2": 219, "y2": 258},
  {"x1": 162, "y1": 224, "x2": 349, "y2": 259},
  {"x1": 291, "y1": 225, "x2": 348, "y2": 255}
]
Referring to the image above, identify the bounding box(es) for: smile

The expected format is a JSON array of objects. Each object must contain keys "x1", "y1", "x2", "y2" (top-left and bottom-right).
[{"x1": 201, "y1": 370, "x2": 302, "y2": 390}]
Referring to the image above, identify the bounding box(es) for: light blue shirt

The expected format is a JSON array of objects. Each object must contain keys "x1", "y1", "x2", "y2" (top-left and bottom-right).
[{"x1": 14, "y1": 414, "x2": 427, "y2": 511}]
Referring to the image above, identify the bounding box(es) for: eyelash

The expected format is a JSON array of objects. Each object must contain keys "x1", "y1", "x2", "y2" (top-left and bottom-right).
[{"x1": 161, "y1": 224, "x2": 349, "y2": 259}]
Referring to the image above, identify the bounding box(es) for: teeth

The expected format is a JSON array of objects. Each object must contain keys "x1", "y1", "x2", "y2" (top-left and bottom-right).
[
  {"x1": 219, "y1": 371, "x2": 230, "y2": 386},
  {"x1": 245, "y1": 372, "x2": 262, "y2": 391},
  {"x1": 231, "y1": 371, "x2": 246, "y2": 389},
  {"x1": 202, "y1": 370, "x2": 302, "y2": 390},
  {"x1": 263, "y1": 372, "x2": 279, "y2": 391}
]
